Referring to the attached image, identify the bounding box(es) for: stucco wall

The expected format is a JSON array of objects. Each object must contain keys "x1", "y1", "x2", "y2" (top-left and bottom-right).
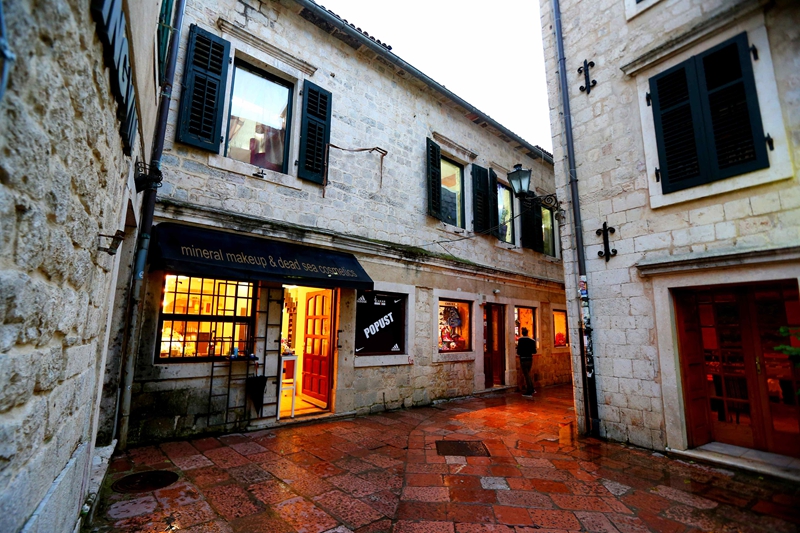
[{"x1": 540, "y1": 0, "x2": 800, "y2": 447}]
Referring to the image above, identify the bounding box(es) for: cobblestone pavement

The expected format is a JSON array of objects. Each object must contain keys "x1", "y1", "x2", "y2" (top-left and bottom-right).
[{"x1": 90, "y1": 385, "x2": 800, "y2": 533}]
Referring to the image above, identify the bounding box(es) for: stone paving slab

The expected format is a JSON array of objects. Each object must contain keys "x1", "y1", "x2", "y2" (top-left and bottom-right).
[{"x1": 88, "y1": 386, "x2": 800, "y2": 533}]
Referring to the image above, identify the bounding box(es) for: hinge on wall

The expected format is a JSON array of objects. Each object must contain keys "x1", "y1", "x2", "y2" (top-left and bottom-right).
[
  {"x1": 654, "y1": 168, "x2": 661, "y2": 182},
  {"x1": 229, "y1": 57, "x2": 233, "y2": 64},
  {"x1": 765, "y1": 134, "x2": 774, "y2": 151},
  {"x1": 645, "y1": 92, "x2": 651, "y2": 106},
  {"x1": 750, "y1": 45, "x2": 758, "y2": 60}
]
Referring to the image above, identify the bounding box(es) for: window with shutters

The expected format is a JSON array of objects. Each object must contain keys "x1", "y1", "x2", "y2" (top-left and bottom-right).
[
  {"x1": 649, "y1": 33, "x2": 768, "y2": 195},
  {"x1": 497, "y1": 183, "x2": 514, "y2": 244},
  {"x1": 225, "y1": 60, "x2": 293, "y2": 173},
  {"x1": 519, "y1": 199, "x2": 556, "y2": 257},
  {"x1": 426, "y1": 139, "x2": 465, "y2": 228}
]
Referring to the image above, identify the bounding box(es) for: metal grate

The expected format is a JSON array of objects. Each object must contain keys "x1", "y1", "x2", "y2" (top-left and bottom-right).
[
  {"x1": 111, "y1": 471, "x2": 179, "y2": 493},
  {"x1": 435, "y1": 440, "x2": 490, "y2": 457}
]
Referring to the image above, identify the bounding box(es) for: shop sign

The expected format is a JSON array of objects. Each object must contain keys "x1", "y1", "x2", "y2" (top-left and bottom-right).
[
  {"x1": 355, "y1": 291, "x2": 406, "y2": 355},
  {"x1": 92, "y1": 0, "x2": 138, "y2": 156}
]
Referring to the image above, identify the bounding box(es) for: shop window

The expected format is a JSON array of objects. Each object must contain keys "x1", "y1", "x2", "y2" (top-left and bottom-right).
[
  {"x1": 226, "y1": 60, "x2": 293, "y2": 173},
  {"x1": 355, "y1": 291, "x2": 407, "y2": 355},
  {"x1": 425, "y1": 138, "x2": 465, "y2": 228},
  {"x1": 554, "y1": 310, "x2": 569, "y2": 348},
  {"x1": 157, "y1": 274, "x2": 255, "y2": 360},
  {"x1": 439, "y1": 300, "x2": 471, "y2": 352},
  {"x1": 515, "y1": 306, "x2": 536, "y2": 343}
]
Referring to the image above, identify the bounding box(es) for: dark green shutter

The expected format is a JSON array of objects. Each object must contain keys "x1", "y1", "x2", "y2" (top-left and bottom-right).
[
  {"x1": 520, "y1": 197, "x2": 544, "y2": 252},
  {"x1": 695, "y1": 33, "x2": 768, "y2": 181},
  {"x1": 649, "y1": 60, "x2": 708, "y2": 193},
  {"x1": 298, "y1": 81, "x2": 332, "y2": 184},
  {"x1": 488, "y1": 168, "x2": 499, "y2": 238},
  {"x1": 426, "y1": 139, "x2": 442, "y2": 219},
  {"x1": 650, "y1": 32, "x2": 767, "y2": 194},
  {"x1": 157, "y1": 0, "x2": 175, "y2": 83},
  {"x1": 176, "y1": 24, "x2": 230, "y2": 152},
  {"x1": 471, "y1": 164, "x2": 489, "y2": 232}
]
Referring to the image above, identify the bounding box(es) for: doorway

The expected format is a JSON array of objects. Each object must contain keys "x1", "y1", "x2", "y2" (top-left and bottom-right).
[
  {"x1": 674, "y1": 281, "x2": 800, "y2": 458},
  {"x1": 484, "y1": 304, "x2": 506, "y2": 388},
  {"x1": 279, "y1": 286, "x2": 337, "y2": 418}
]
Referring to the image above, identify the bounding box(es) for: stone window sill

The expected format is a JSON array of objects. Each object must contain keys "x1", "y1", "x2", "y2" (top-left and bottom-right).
[
  {"x1": 208, "y1": 154, "x2": 303, "y2": 190},
  {"x1": 354, "y1": 354, "x2": 414, "y2": 367}
]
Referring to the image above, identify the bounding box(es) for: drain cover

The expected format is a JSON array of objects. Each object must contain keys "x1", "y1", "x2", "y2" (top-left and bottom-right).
[
  {"x1": 435, "y1": 440, "x2": 490, "y2": 457},
  {"x1": 111, "y1": 470, "x2": 179, "y2": 493}
]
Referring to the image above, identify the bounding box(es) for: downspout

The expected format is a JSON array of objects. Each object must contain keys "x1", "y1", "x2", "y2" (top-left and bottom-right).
[
  {"x1": 551, "y1": 0, "x2": 600, "y2": 436},
  {"x1": 118, "y1": 0, "x2": 186, "y2": 449}
]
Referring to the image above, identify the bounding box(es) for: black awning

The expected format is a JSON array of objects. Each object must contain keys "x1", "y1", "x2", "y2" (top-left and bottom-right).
[{"x1": 151, "y1": 223, "x2": 374, "y2": 290}]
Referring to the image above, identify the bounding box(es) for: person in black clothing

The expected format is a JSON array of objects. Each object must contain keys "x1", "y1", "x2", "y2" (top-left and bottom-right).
[{"x1": 516, "y1": 327, "x2": 537, "y2": 396}]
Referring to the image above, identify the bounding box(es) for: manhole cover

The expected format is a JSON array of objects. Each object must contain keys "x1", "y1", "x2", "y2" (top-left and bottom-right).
[
  {"x1": 111, "y1": 470, "x2": 179, "y2": 493},
  {"x1": 435, "y1": 440, "x2": 490, "y2": 457}
]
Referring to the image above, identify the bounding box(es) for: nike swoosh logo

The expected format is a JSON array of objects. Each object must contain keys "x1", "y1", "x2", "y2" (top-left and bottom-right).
[
  {"x1": 355, "y1": 347, "x2": 364, "y2": 352},
  {"x1": 394, "y1": 299, "x2": 401, "y2": 303}
]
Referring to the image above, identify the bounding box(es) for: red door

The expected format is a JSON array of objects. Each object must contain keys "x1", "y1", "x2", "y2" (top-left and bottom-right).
[
  {"x1": 302, "y1": 290, "x2": 333, "y2": 406},
  {"x1": 675, "y1": 281, "x2": 800, "y2": 457},
  {"x1": 484, "y1": 304, "x2": 506, "y2": 388}
]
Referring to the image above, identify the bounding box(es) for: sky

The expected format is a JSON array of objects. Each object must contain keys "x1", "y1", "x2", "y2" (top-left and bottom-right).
[{"x1": 314, "y1": 0, "x2": 554, "y2": 152}]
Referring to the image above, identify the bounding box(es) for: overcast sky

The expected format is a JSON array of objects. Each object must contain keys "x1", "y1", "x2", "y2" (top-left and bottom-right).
[{"x1": 315, "y1": 0, "x2": 554, "y2": 152}]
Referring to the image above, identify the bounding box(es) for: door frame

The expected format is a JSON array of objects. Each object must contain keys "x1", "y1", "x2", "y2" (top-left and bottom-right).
[
  {"x1": 649, "y1": 263, "x2": 800, "y2": 453},
  {"x1": 298, "y1": 288, "x2": 338, "y2": 410},
  {"x1": 484, "y1": 303, "x2": 506, "y2": 388}
]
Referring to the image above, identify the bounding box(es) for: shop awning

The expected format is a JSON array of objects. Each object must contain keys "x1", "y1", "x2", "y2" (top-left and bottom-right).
[{"x1": 151, "y1": 223, "x2": 374, "y2": 290}]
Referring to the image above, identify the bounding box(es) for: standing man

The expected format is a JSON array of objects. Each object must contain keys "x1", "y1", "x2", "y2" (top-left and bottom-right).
[{"x1": 517, "y1": 327, "x2": 536, "y2": 397}]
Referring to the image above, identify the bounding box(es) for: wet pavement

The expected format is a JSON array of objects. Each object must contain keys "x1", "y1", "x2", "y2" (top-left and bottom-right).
[{"x1": 89, "y1": 385, "x2": 800, "y2": 533}]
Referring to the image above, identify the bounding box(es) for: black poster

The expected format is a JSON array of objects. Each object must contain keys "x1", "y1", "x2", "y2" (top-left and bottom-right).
[{"x1": 355, "y1": 291, "x2": 406, "y2": 355}]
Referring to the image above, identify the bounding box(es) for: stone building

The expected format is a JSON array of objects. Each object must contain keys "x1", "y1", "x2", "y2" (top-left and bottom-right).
[
  {"x1": 115, "y1": 0, "x2": 568, "y2": 446},
  {"x1": 0, "y1": 0, "x2": 163, "y2": 531},
  {"x1": 540, "y1": 0, "x2": 800, "y2": 470}
]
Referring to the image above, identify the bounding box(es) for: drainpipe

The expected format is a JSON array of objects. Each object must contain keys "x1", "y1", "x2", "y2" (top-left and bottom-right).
[
  {"x1": 118, "y1": 0, "x2": 186, "y2": 449},
  {"x1": 551, "y1": 0, "x2": 600, "y2": 436}
]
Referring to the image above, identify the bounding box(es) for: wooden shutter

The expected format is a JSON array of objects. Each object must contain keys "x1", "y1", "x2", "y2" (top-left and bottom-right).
[
  {"x1": 649, "y1": 60, "x2": 708, "y2": 193},
  {"x1": 488, "y1": 169, "x2": 499, "y2": 238},
  {"x1": 520, "y1": 197, "x2": 544, "y2": 252},
  {"x1": 695, "y1": 33, "x2": 768, "y2": 182},
  {"x1": 176, "y1": 24, "x2": 230, "y2": 152},
  {"x1": 471, "y1": 164, "x2": 489, "y2": 232},
  {"x1": 426, "y1": 139, "x2": 442, "y2": 219},
  {"x1": 298, "y1": 81, "x2": 332, "y2": 184}
]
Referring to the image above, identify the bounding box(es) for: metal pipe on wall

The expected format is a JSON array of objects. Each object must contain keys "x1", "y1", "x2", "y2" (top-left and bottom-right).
[
  {"x1": 551, "y1": 0, "x2": 600, "y2": 436},
  {"x1": 118, "y1": 0, "x2": 187, "y2": 449}
]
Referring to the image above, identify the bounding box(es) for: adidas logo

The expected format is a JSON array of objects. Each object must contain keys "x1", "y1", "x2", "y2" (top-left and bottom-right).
[
  {"x1": 357, "y1": 295, "x2": 367, "y2": 304},
  {"x1": 391, "y1": 344, "x2": 400, "y2": 351}
]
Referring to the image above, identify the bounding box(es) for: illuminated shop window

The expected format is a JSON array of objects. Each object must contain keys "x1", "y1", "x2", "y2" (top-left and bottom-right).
[
  {"x1": 554, "y1": 310, "x2": 569, "y2": 347},
  {"x1": 439, "y1": 300, "x2": 471, "y2": 352},
  {"x1": 157, "y1": 274, "x2": 255, "y2": 360},
  {"x1": 514, "y1": 306, "x2": 536, "y2": 343}
]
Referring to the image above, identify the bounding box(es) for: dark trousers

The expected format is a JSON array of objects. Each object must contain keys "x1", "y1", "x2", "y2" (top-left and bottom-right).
[{"x1": 520, "y1": 357, "x2": 534, "y2": 394}]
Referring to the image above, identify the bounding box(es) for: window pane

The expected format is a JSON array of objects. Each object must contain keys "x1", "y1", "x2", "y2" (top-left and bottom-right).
[
  {"x1": 515, "y1": 306, "x2": 536, "y2": 343},
  {"x1": 497, "y1": 184, "x2": 514, "y2": 243},
  {"x1": 440, "y1": 158, "x2": 464, "y2": 227},
  {"x1": 439, "y1": 300, "x2": 471, "y2": 352},
  {"x1": 542, "y1": 207, "x2": 555, "y2": 256},
  {"x1": 227, "y1": 65, "x2": 290, "y2": 172},
  {"x1": 554, "y1": 310, "x2": 569, "y2": 347}
]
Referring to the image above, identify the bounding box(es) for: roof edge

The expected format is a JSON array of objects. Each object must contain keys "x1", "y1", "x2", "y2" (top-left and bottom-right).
[{"x1": 292, "y1": 0, "x2": 553, "y2": 165}]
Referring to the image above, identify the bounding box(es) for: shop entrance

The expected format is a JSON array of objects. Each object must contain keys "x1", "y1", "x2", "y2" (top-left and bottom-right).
[
  {"x1": 484, "y1": 304, "x2": 506, "y2": 388},
  {"x1": 674, "y1": 281, "x2": 800, "y2": 458},
  {"x1": 280, "y1": 286, "x2": 337, "y2": 418}
]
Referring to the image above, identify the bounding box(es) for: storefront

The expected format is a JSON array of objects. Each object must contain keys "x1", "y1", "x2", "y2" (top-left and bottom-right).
[{"x1": 126, "y1": 222, "x2": 569, "y2": 444}]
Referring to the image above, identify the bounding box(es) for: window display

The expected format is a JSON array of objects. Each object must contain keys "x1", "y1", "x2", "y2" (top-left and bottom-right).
[
  {"x1": 554, "y1": 310, "x2": 569, "y2": 347},
  {"x1": 439, "y1": 300, "x2": 471, "y2": 352},
  {"x1": 515, "y1": 306, "x2": 536, "y2": 343}
]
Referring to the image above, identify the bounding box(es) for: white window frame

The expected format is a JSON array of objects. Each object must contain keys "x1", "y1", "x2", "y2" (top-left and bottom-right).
[{"x1": 637, "y1": 17, "x2": 792, "y2": 209}]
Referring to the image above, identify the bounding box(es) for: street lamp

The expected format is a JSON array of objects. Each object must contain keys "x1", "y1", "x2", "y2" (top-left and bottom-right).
[{"x1": 507, "y1": 164, "x2": 532, "y2": 198}]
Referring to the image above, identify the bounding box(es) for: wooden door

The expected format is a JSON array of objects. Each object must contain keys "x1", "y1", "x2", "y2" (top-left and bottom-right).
[
  {"x1": 676, "y1": 282, "x2": 800, "y2": 457},
  {"x1": 302, "y1": 290, "x2": 332, "y2": 406},
  {"x1": 483, "y1": 304, "x2": 506, "y2": 388}
]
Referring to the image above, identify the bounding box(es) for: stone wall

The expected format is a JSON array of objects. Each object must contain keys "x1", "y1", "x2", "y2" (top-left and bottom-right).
[
  {"x1": 540, "y1": 0, "x2": 800, "y2": 447},
  {"x1": 0, "y1": 0, "x2": 139, "y2": 531}
]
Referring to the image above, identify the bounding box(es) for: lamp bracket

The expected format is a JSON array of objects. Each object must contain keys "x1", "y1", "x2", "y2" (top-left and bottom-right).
[
  {"x1": 134, "y1": 161, "x2": 163, "y2": 193},
  {"x1": 98, "y1": 229, "x2": 126, "y2": 255}
]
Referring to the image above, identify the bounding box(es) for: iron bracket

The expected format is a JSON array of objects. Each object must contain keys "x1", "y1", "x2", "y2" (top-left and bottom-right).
[
  {"x1": 98, "y1": 229, "x2": 126, "y2": 255},
  {"x1": 596, "y1": 222, "x2": 617, "y2": 262},
  {"x1": 578, "y1": 60, "x2": 596, "y2": 94}
]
